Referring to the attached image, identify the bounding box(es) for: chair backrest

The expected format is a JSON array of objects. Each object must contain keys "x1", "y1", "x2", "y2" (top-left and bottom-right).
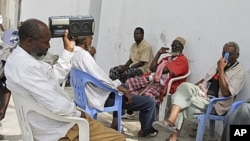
[
  {"x1": 12, "y1": 92, "x2": 89, "y2": 141},
  {"x1": 158, "y1": 69, "x2": 191, "y2": 121},
  {"x1": 70, "y1": 67, "x2": 120, "y2": 118},
  {"x1": 166, "y1": 69, "x2": 191, "y2": 94}
]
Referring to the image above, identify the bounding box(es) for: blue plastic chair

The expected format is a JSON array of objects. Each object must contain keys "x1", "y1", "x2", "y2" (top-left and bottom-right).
[
  {"x1": 70, "y1": 68, "x2": 122, "y2": 132},
  {"x1": 195, "y1": 97, "x2": 245, "y2": 141}
]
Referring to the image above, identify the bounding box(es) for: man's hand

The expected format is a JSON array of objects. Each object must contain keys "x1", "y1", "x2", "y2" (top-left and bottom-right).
[
  {"x1": 117, "y1": 85, "x2": 133, "y2": 105},
  {"x1": 158, "y1": 47, "x2": 170, "y2": 54},
  {"x1": 118, "y1": 65, "x2": 128, "y2": 73},
  {"x1": 89, "y1": 47, "x2": 96, "y2": 56},
  {"x1": 217, "y1": 56, "x2": 228, "y2": 73},
  {"x1": 124, "y1": 91, "x2": 133, "y2": 105},
  {"x1": 63, "y1": 30, "x2": 75, "y2": 52}
]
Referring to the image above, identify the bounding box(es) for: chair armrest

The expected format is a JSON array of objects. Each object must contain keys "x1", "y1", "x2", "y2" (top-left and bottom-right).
[
  {"x1": 206, "y1": 96, "x2": 231, "y2": 114},
  {"x1": 12, "y1": 92, "x2": 90, "y2": 141},
  {"x1": 228, "y1": 100, "x2": 246, "y2": 113},
  {"x1": 80, "y1": 70, "x2": 119, "y2": 94},
  {"x1": 167, "y1": 70, "x2": 191, "y2": 94}
]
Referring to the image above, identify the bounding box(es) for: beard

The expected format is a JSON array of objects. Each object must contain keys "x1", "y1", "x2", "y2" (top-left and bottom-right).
[
  {"x1": 30, "y1": 45, "x2": 46, "y2": 60},
  {"x1": 169, "y1": 51, "x2": 180, "y2": 56}
]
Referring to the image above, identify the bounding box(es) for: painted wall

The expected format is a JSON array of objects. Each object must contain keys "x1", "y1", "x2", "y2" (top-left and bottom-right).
[
  {"x1": 96, "y1": 0, "x2": 250, "y2": 84},
  {"x1": 19, "y1": 0, "x2": 250, "y2": 101},
  {"x1": 96, "y1": 0, "x2": 250, "y2": 109}
]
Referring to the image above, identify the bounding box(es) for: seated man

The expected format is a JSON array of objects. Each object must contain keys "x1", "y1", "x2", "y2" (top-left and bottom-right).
[
  {"x1": 75, "y1": 35, "x2": 96, "y2": 57},
  {"x1": 109, "y1": 27, "x2": 153, "y2": 83},
  {"x1": 0, "y1": 29, "x2": 19, "y2": 121},
  {"x1": 4, "y1": 18, "x2": 125, "y2": 141},
  {"x1": 63, "y1": 36, "x2": 96, "y2": 87},
  {"x1": 124, "y1": 36, "x2": 189, "y2": 118},
  {"x1": 152, "y1": 41, "x2": 246, "y2": 141},
  {"x1": 71, "y1": 37, "x2": 158, "y2": 137}
]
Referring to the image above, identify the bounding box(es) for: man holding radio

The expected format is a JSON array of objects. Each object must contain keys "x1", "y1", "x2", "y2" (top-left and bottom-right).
[
  {"x1": 152, "y1": 41, "x2": 246, "y2": 141},
  {"x1": 4, "y1": 18, "x2": 125, "y2": 141}
]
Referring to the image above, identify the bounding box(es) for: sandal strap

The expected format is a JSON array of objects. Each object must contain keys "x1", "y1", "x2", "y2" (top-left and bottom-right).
[{"x1": 166, "y1": 119, "x2": 175, "y2": 127}]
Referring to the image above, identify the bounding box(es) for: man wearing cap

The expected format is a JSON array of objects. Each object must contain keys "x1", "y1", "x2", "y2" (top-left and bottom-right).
[
  {"x1": 126, "y1": 36, "x2": 189, "y2": 102},
  {"x1": 123, "y1": 37, "x2": 189, "y2": 119}
]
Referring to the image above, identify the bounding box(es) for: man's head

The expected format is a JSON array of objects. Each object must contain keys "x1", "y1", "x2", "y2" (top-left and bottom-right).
[
  {"x1": 18, "y1": 19, "x2": 51, "y2": 60},
  {"x1": 171, "y1": 36, "x2": 186, "y2": 56},
  {"x1": 134, "y1": 27, "x2": 144, "y2": 44},
  {"x1": 75, "y1": 36, "x2": 93, "y2": 50},
  {"x1": 222, "y1": 41, "x2": 239, "y2": 65}
]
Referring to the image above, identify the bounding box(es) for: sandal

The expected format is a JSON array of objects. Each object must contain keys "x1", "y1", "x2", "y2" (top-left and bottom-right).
[
  {"x1": 152, "y1": 119, "x2": 177, "y2": 133},
  {"x1": 137, "y1": 129, "x2": 158, "y2": 138}
]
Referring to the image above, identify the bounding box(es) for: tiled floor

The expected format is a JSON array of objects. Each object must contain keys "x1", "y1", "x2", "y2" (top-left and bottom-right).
[{"x1": 0, "y1": 87, "x2": 222, "y2": 141}]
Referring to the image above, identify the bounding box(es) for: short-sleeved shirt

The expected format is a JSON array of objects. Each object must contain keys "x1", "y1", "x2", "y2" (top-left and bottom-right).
[
  {"x1": 200, "y1": 62, "x2": 246, "y2": 115},
  {"x1": 129, "y1": 39, "x2": 153, "y2": 73}
]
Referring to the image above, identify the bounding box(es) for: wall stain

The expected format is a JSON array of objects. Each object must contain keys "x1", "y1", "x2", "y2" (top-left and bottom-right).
[{"x1": 160, "y1": 33, "x2": 166, "y2": 46}]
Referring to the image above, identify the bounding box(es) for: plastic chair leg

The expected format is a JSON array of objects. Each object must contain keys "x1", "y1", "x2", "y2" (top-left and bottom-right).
[
  {"x1": 209, "y1": 120, "x2": 216, "y2": 138},
  {"x1": 178, "y1": 120, "x2": 184, "y2": 137},
  {"x1": 196, "y1": 115, "x2": 207, "y2": 141},
  {"x1": 117, "y1": 108, "x2": 122, "y2": 132},
  {"x1": 159, "y1": 96, "x2": 167, "y2": 121}
]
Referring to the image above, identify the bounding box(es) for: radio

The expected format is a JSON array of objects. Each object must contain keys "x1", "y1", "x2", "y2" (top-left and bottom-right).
[{"x1": 49, "y1": 15, "x2": 95, "y2": 38}]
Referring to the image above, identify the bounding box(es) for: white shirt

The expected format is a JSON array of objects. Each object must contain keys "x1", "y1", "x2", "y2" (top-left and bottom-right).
[
  {"x1": 71, "y1": 46, "x2": 122, "y2": 111},
  {"x1": 4, "y1": 46, "x2": 81, "y2": 141}
]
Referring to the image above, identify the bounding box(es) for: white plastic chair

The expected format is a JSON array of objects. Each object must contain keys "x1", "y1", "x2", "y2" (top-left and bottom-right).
[
  {"x1": 12, "y1": 92, "x2": 89, "y2": 141},
  {"x1": 158, "y1": 69, "x2": 191, "y2": 121}
]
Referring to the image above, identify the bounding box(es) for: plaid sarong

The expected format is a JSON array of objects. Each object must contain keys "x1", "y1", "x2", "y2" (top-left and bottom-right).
[
  {"x1": 109, "y1": 66, "x2": 143, "y2": 83},
  {"x1": 125, "y1": 76, "x2": 164, "y2": 103}
]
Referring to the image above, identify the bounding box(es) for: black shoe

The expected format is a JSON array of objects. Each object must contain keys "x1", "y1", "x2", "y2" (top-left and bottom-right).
[{"x1": 137, "y1": 129, "x2": 158, "y2": 138}]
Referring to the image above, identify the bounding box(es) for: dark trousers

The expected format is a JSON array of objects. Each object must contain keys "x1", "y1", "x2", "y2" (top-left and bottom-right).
[{"x1": 105, "y1": 92, "x2": 156, "y2": 133}]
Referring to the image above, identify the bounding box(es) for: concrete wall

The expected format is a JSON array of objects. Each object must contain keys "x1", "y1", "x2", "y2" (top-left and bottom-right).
[
  {"x1": 94, "y1": 0, "x2": 250, "y2": 135},
  {"x1": 96, "y1": 0, "x2": 250, "y2": 84},
  {"x1": 18, "y1": 0, "x2": 250, "y2": 100}
]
